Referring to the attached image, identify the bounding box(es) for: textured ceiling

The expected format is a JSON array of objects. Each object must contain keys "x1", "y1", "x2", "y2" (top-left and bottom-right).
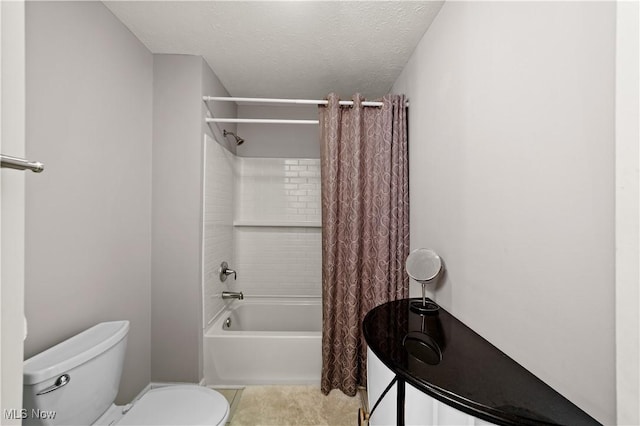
[{"x1": 104, "y1": 1, "x2": 444, "y2": 99}]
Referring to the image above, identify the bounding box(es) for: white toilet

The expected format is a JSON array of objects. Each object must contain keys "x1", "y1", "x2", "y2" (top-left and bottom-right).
[{"x1": 23, "y1": 321, "x2": 229, "y2": 426}]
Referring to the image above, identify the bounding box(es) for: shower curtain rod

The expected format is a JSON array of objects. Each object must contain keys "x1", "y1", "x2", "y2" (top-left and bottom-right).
[
  {"x1": 203, "y1": 96, "x2": 410, "y2": 107},
  {"x1": 203, "y1": 96, "x2": 408, "y2": 124},
  {"x1": 206, "y1": 117, "x2": 319, "y2": 125}
]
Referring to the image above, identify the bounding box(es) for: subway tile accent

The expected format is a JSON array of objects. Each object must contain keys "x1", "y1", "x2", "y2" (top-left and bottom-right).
[
  {"x1": 234, "y1": 227, "x2": 322, "y2": 297},
  {"x1": 204, "y1": 154, "x2": 322, "y2": 307},
  {"x1": 235, "y1": 158, "x2": 321, "y2": 224},
  {"x1": 234, "y1": 158, "x2": 322, "y2": 296}
]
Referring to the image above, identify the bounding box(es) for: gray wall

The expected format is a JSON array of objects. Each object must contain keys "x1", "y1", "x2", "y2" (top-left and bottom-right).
[
  {"x1": 25, "y1": 1, "x2": 153, "y2": 403},
  {"x1": 151, "y1": 55, "x2": 201, "y2": 383},
  {"x1": 393, "y1": 2, "x2": 615, "y2": 423},
  {"x1": 25, "y1": 2, "x2": 238, "y2": 396},
  {"x1": 202, "y1": 60, "x2": 237, "y2": 155},
  {"x1": 151, "y1": 55, "x2": 235, "y2": 382},
  {"x1": 237, "y1": 105, "x2": 319, "y2": 158}
]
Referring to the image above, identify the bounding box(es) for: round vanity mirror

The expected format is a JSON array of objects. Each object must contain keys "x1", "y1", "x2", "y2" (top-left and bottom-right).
[
  {"x1": 406, "y1": 248, "x2": 442, "y2": 282},
  {"x1": 406, "y1": 248, "x2": 442, "y2": 315}
]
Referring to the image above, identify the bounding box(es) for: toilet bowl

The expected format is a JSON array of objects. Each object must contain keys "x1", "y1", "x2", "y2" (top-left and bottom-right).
[
  {"x1": 23, "y1": 321, "x2": 229, "y2": 426},
  {"x1": 95, "y1": 385, "x2": 229, "y2": 426},
  {"x1": 116, "y1": 385, "x2": 228, "y2": 425}
]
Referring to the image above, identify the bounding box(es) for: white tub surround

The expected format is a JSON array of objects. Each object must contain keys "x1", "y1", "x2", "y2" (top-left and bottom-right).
[
  {"x1": 204, "y1": 298, "x2": 321, "y2": 386},
  {"x1": 202, "y1": 145, "x2": 322, "y2": 386},
  {"x1": 233, "y1": 157, "x2": 322, "y2": 298},
  {"x1": 202, "y1": 134, "x2": 236, "y2": 328},
  {"x1": 235, "y1": 157, "x2": 320, "y2": 225}
]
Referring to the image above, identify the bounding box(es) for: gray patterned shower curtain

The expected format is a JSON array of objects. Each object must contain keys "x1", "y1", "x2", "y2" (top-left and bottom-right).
[{"x1": 319, "y1": 93, "x2": 409, "y2": 396}]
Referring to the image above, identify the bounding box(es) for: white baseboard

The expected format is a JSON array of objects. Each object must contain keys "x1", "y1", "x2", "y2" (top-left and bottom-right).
[
  {"x1": 132, "y1": 383, "x2": 152, "y2": 402},
  {"x1": 149, "y1": 381, "x2": 202, "y2": 389}
]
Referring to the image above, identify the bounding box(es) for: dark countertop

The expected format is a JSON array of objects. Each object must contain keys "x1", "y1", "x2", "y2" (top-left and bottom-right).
[{"x1": 363, "y1": 298, "x2": 601, "y2": 426}]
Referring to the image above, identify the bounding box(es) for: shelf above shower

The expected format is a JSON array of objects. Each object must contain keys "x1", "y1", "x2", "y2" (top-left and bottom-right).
[{"x1": 233, "y1": 220, "x2": 321, "y2": 228}]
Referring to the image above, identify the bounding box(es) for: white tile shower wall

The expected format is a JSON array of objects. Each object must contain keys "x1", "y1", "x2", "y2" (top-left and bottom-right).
[
  {"x1": 234, "y1": 227, "x2": 322, "y2": 297},
  {"x1": 235, "y1": 158, "x2": 321, "y2": 224},
  {"x1": 234, "y1": 157, "x2": 322, "y2": 297},
  {"x1": 202, "y1": 134, "x2": 236, "y2": 327}
]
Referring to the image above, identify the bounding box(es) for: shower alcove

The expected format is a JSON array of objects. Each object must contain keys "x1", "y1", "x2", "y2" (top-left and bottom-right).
[{"x1": 201, "y1": 99, "x2": 323, "y2": 386}]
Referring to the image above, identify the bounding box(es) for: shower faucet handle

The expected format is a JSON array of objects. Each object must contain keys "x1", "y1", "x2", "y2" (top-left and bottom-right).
[
  {"x1": 224, "y1": 268, "x2": 237, "y2": 280},
  {"x1": 219, "y1": 261, "x2": 237, "y2": 282}
]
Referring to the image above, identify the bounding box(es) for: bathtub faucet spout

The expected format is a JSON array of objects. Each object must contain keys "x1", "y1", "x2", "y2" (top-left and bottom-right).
[{"x1": 222, "y1": 291, "x2": 244, "y2": 300}]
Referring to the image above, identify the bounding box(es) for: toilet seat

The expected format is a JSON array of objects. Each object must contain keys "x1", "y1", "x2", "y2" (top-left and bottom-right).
[{"x1": 116, "y1": 385, "x2": 229, "y2": 426}]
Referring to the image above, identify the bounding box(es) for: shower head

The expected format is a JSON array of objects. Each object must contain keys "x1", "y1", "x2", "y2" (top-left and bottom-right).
[{"x1": 223, "y1": 129, "x2": 245, "y2": 146}]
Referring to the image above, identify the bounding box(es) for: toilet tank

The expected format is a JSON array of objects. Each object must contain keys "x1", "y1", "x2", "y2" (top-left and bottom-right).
[{"x1": 22, "y1": 321, "x2": 129, "y2": 426}]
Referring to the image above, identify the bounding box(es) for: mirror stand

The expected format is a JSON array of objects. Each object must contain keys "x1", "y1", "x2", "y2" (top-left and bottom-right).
[
  {"x1": 410, "y1": 281, "x2": 439, "y2": 315},
  {"x1": 405, "y1": 248, "x2": 443, "y2": 316}
]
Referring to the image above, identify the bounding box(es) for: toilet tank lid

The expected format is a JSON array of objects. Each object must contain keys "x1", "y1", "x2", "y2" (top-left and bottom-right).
[{"x1": 23, "y1": 321, "x2": 129, "y2": 385}]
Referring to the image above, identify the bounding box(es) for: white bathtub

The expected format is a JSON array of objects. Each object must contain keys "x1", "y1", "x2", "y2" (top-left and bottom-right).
[{"x1": 203, "y1": 297, "x2": 322, "y2": 386}]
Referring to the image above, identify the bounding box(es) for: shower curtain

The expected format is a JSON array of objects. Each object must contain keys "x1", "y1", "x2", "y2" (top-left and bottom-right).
[{"x1": 319, "y1": 93, "x2": 409, "y2": 396}]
